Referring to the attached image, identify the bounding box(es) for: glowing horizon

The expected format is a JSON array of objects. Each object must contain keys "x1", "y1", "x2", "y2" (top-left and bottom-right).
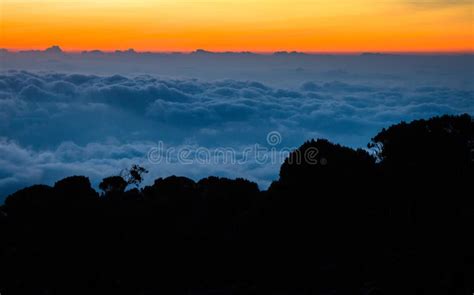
[{"x1": 1, "y1": 0, "x2": 473, "y2": 52}]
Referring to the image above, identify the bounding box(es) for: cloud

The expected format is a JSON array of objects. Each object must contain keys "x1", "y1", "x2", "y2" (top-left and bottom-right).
[
  {"x1": 0, "y1": 138, "x2": 284, "y2": 201},
  {"x1": 0, "y1": 70, "x2": 472, "y2": 200}
]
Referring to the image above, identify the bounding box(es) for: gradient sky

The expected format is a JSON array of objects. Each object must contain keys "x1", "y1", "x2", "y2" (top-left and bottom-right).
[{"x1": 0, "y1": 0, "x2": 473, "y2": 52}]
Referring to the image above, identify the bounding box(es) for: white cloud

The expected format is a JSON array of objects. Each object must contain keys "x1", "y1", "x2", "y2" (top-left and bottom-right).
[{"x1": 0, "y1": 70, "x2": 472, "y2": 200}]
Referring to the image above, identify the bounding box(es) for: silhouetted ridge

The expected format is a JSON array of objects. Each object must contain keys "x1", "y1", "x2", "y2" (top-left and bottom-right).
[{"x1": 0, "y1": 114, "x2": 473, "y2": 294}]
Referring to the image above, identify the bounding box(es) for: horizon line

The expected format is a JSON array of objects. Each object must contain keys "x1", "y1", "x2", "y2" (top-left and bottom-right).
[{"x1": 1, "y1": 46, "x2": 473, "y2": 56}]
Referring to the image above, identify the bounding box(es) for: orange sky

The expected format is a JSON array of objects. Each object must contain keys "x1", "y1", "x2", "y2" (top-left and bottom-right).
[{"x1": 0, "y1": 0, "x2": 473, "y2": 52}]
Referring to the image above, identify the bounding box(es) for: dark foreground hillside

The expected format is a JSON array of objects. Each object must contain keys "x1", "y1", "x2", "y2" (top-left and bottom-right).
[{"x1": 1, "y1": 114, "x2": 473, "y2": 295}]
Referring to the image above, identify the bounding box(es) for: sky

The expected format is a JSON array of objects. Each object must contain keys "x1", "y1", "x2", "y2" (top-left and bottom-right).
[
  {"x1": 0, "y1": 0, "x2": 473, "y2": 200},
  {"x1": 1, "y1": 0, "x2": 473, "y2": 52}
]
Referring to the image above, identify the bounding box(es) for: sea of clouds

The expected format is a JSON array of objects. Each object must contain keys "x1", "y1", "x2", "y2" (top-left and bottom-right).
[{"x1": 0, "y1": 53, "x2": 473, "y2": 200}]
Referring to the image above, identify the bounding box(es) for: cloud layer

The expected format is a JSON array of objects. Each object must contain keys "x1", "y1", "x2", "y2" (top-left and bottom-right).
[{"x1": 0, "y1": 70, "x2": 472, "y2": 200}]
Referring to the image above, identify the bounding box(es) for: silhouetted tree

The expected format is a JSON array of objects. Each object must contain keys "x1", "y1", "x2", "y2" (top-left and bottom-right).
[
  {"x1": 369, "y1": 113, "x2": 473, "y2": 176},
  {"x1": 121, "y1": 164, "x2": 148, "y2": 187},
  {"x1": 53, "y1": 175, "x2": 98, "y2": 202},
  {"x1": 3, "y1": 184, "x2": 54, "y2": 216},
  {"x1": 275, "y1": 138, "x2": 376, "y2": 188},
  {"x1": 99, "y1": 176, "x2": 128, "y2": 194}
]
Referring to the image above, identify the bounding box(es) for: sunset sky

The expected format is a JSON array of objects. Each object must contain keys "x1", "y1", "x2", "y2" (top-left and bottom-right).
[{"x1": 0, "y1": 0, "x2": 473, "y2": 52}]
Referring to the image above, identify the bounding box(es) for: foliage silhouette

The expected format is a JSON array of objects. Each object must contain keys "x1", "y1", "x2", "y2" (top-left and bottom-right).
[
  {"x1": 99, "y1": 176, "x2": 128, "y2": 194},
  {"x1": 0, "y1": 114, "x2": 472, "y2": 294},
  {"x1": 122, "y1": 164, "x2": 149, "y2": 187}
]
